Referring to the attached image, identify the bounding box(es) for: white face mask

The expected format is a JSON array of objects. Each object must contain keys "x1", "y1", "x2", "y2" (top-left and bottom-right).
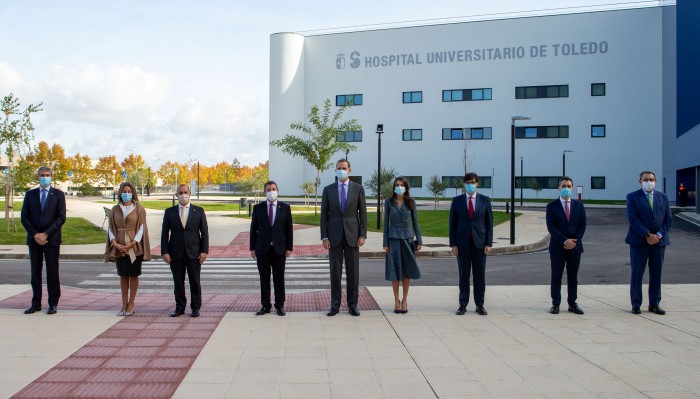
[
  {"x1": 266, "y1": 190, "x2": 278, "y2": 202},
  {"x1": 642, "y1": 181, "x2": 655, "y2": 192},
  {"x1": 178, "y1": 194, "x2": 190, "y2": 205}
]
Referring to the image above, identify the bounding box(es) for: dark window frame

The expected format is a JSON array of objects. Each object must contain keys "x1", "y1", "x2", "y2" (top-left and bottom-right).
[
  {"x1": 591, "y1": 83, "x2": 606, "y2": 96},
  {"x1": 402, "y1": 129, "x2": 423, "y2": 141},
  {"x1": 335, "y1": 94, "x2": 363, "y2": 106},
  {"x1": 515, "y1": 85, "x2": 569, "y2": 99},
  {"x1": 591, "y1": 125, "x2": 606, "y2": 138},
  {"x1": 515, "y1": 126, "x2": 569, "y2": 139},
  {"x1": 402, "y1": 91, "x2": 423, "y2": 104},
  {"x1": 591, "y1": 176, "x2": 606, "y2": 189},
  {"x1": 442, "y1": 88, "x2": 493, "y2": 102}
]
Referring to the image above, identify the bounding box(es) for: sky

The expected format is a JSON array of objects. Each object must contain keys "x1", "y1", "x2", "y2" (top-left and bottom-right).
[{"x1": 0, "y1": 0, "x2": 665, "y2": 168}]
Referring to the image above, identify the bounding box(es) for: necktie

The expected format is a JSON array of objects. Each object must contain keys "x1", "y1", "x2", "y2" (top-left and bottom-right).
[
  {"x1": 647, "y1": 192, "x2": 653, "y2": 209},
  {"x1": 180, "y1": 206, "x2": 187, "y2": 227},
  {"x1": 269, "y1": 202, "x2": 274, "y2": 226},
  {"x1": 565, "y1": 201, "x2": 570, "y2": 221},
  {"x1": 40, "y1": 189, "x2": 47, "y2": 210},
  {"x1": 468, "y1": 196, "x2": 474, "y2": 219},
  {"x1": 340, "y1": 183, "x2": 347, "y2": 212}
]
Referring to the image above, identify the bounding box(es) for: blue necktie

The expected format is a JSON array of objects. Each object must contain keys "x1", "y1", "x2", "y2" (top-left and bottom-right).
[
  {"x1": 40, "y1": 189, "x2": 47, "y2": 210},
  {"x1": 340, "y1": 183, "x2": 347, "y2": 212}
]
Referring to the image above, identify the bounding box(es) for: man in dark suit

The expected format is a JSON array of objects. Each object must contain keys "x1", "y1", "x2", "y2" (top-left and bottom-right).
[
  {"x1": 449, "y1": 172, "x2": 493, "y2": 316},
  {"x1": 626, "y1": 171, "x2": 672, "y2": 315},
  {"x1": 20, "y1": 166, "x2": 66, "y2": 315},
  {"x1": 250, "y1": 181, "x2": 293, "y2": 316},
  {"x1": 320, "y1": 159, "x2": 367, "y2": 316},
  {"x1": 161, "y1": 183, "x2": 209, "y2": 317},
  {"x1": 546, "y1": 176, "x2": 587, "y2": 315}
]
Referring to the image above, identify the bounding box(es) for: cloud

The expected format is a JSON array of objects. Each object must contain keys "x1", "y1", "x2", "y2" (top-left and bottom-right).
[
  {"x1": 0, "y1": 60, "x2": 25, "y2": 93},
  {"x1": 45, "y1": 63, "x2": 171, "y2": 128}
]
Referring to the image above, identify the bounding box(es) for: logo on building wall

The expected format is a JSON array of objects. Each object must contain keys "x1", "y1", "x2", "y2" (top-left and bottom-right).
[{"x1": 336, "y1": 51, "x2": 361, "y2": 69}]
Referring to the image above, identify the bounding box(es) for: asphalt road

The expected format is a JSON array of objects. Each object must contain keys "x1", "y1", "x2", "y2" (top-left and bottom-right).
[{"x1": 1, "y1": 209, "x2": 699, "y2": 292}]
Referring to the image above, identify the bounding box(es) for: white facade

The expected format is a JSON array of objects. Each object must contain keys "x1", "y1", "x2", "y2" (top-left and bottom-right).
[{"x1": 269, "y1": 6, "x2": 675, "y2": 200}]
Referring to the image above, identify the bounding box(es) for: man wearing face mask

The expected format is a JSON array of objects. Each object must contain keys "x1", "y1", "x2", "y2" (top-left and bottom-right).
[
  {"x1": 250, "y1": 181, "x2": 293, "y2": 316},
  {"x1": 20, "y1": 166, "x2": 66, "y2": 315},
  {"x1": 626, "y1": 171, "x2": 672, "y2": 315},
  {"x1": 449, "y1": 172, "x2": 493, "y2": 316},
  {"x1": 320, "y1": 159, "x2": 367, "y2": 316},
  {"x1": 546, "y1": 177, "x2": 587, "y2": 315},
  {"x1": 161, "y1": 184, "x2": 209, "y2": 317}
]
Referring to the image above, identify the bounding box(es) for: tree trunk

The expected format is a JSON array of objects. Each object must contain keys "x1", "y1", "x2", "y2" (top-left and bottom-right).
[{"x1": 314, "y1": 169, "x2": 320, "y2": 215}]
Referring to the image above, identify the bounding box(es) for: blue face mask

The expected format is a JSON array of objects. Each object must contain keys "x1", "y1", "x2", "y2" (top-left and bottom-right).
[
  {"x1": 39, "y1": 177, "x2": 51, "y2": 187},
  {"x1": 121, "y1": 193, "x2": 133, "y2": 202},
  {"x1": 336, "y1": 169, "x2": 348, "y2": 180},
  {"x1": 560, "y1": 188, "x2": 572, "y2": 198},
  {"x1": 465, "y1": 183, "x2": 477, "y2": 194},
  {"x1": 394, "y1": 186, "x2": 406, "y2": 196}
]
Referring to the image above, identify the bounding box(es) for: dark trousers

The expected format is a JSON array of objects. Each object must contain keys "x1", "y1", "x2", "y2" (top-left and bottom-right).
[
  {"x1": 29, "y1": 244, "x2": 61, "y2": 308},
  {"x1": 630, "y1": 245, "x2": 665, "y2": 308},
  {"x1": 550, "y1": 252, "x2": 581, "y2": 306},
  {"x1": 170, "y1": 256, "x2": 202, "y2": 311},
  {"x1": 457, "y1": 241, "x2": 486, "y2": 307},
  {"x1": 257, "y1": 246, "x2": 286, "y2": 309},
  {"x1": 329, "y1": 235, "x2": 359, "y2": 310}
]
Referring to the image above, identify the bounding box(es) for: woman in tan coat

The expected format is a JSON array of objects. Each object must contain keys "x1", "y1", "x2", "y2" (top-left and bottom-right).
[{"x1": 105, "y1": 182, "x2": 150, "y2": 316}]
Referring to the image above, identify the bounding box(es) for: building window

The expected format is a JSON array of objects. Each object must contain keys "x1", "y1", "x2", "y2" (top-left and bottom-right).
[
  {"x1": 442, "y1": 176, "x2": 463, "y2": 189},
  {"x1": 442, "y1": 127, "x2": 492, "y2": 140},
  {"x1": 349, "y1": 176, "x2": 362, "y2": 185},
  {"x1": 591, "y1": 176, "x2": 606, "y2": 189},
  {"x1": 478, "y1": 176, "x2": 492, "y2": 189},
  {"x1": 336, "y1": 94, "x2": 363, "y2": 106},
  {"x1": 337, "y1": 131, "x2": 362, "y2": 142},
  {"x1": 403, "y1": 91, "x2": 422, "y2": 103},
  {"x1": 442, "y1": 88, "x2": 492, "y2": 102},
  {"x1": 402, "y1": 129, "x2": 423, "y2": 141},
  {"x1": 515, "y1": 85, "x2": 569, "y2": 99},
  {"x1": 591, "y1": 83, "x2": 606, "y2": 96},
  {"x1": 514, "y1": 176, "x2": 561, "y2": 190},
  {"x1": 405, "y1": 176, "x2": 423, "y2": 188},
  {"x1": 591, "y1": 125, "x2": 606, "y2": 137},
  {"x1": 515, "y1": 126, "x2": 569, "y2": 139}
]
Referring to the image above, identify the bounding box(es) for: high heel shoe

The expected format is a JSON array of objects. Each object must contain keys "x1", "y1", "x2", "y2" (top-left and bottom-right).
[
  {"x1": 401, "y1": 299, "x2": 408, "y2": 314},
  {"x1": 117, "y1": 311, "x2": 126, "y2": 316},
  {"x1": 393, "y1": 301, "x2": 401, "y2": 314}
]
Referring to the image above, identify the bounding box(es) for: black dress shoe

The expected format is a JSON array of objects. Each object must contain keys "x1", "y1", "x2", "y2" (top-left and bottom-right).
[
  {"x1": 255, "y1": 307, "x2": 271, "y2": 316},
  {"x1": 568, "y1": 304, "x2": 584, "y2": 315},
  {"x1": 276, "y1": 308, "x2": 286, "y2": 316},
  {"x1": 456, "y1": 306, "x2": 466, "y2": 315},
  {"x1": 170, "y1": 309, "x2": 185, "y2": 317},
  {"x1": 191, "y1": 309, "x2": 200, "y2": 318},
  {"x1": 47, "y1": 306, "x2": 57, "y2": 315},
  {"x1": 349, "y1": 308, "x2": 360, "y2": 316},
  {"x1": 550, "y1": 305, "x2": 560, "y2": 314},
  {"x1": 632, "y1": 306, "x2": 641, "y2": 314},
  {"x1": 24, "y1": 307, "x2": 41, "y2": 314},
  {"x1": 648, "y1": 306, "x2": 666, "y2": 315},
  {"x1": 476, "y1": 306, "x2": 487, "y2": 316},
  {"x1": 327, "y1": 308, "x2": 339, "y2": 317}
]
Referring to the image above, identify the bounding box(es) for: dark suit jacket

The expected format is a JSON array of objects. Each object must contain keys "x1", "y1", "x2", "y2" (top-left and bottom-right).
[
  {"x1": 21, "y1": 186, "x2": 66, "y2": 247},
  {"x1": 250, "y1": 201, "x2": 294, "y2": 256},
  {"x1": 625, "y1": 189, "x2": 672, "y2": 246},
  {"x1": 382, "y1": 198, "x2": 422, "y2": 247},
  {"x1": 320, "y1": 180, "x2": 368, "y2": 248},
  {"x1": 161, "y1": 204, "x2": 209, "y2": 260},
  {"x1": 546, "y1": 198, "x2": 586, "y2": 254},
  {"x1": 449, "y1": 193, "x2": 493, "y2": 249}
]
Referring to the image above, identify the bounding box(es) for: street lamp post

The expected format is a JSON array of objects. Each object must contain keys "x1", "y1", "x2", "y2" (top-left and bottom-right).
[
  {"x1": 563, "y1": 150, "x2": 574, "y2": 177},
  {"x1": 510, "y1": 116, "x2": 531, "y2": 245},
  {"x1": 376, "y1": 124, "x2": 383, "y2": 230},
  {"x1": 111, "y1": 169, "x2": 117, "y2": 201},
  {"x1": 148, "y1": 158, "x2": 160, "y2": 197},
  {"x1": 519, "y1": 156, "x2": 524, "y2": 206}
]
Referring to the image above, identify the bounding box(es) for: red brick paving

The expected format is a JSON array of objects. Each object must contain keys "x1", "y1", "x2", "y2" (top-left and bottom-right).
[
  {"x1": 150, "y1": 224, "x2": 327, "y2": 258},
  {"x1": 4, "y1": 286, "x2": 379, "y2": 398}
]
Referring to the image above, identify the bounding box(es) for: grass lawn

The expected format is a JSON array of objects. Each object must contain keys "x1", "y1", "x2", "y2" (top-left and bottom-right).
[
  {"x1": 233, "y1": 210, "x2": 512, "y2": 237},
  {"x1": 0, "y1": 217, "x2": 106, "y2": 245}
]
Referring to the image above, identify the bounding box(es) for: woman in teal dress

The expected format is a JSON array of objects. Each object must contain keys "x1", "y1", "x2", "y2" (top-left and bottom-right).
[{"x1": 383, "y1": 177, "x2": 422, "y2": 314}]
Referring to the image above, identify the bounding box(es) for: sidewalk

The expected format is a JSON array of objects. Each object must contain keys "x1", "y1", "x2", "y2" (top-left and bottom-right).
[
  {"x1": 2, "y1": 284, "x2": 700, "y2": 398},
  {"x1": 0, "y1": 197, "x2": 552, "y2": 260}
]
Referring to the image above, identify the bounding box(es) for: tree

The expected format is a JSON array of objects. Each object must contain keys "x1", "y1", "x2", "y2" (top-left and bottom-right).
[
  {"x1": 94, "y1": 155, "x2": 120, "y2": 193},
  {"x1": 270, "y1": 98, "x2": 361, "y2": 214},
  {"x1": 426, "y1": 175, "x2": 448, "y2": 209},
  {"x1": 121, "y1": 153, "x2": 147, "y2": 195},
  {"x1": 531, "y1": 181, "x2": 543, "y2": 198},
  {"x1": 300, "y1": 181, "x2": 314, "y2": 206},
  {"x1": 67, "y1": 153, "x2": 93, "y2": 190},
  {"x1": 364, "y1": 166, "x2": 397, "y2": 202},
  {"x1": 1, "y1": 93, "x2": 43, "y2": 231}
]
